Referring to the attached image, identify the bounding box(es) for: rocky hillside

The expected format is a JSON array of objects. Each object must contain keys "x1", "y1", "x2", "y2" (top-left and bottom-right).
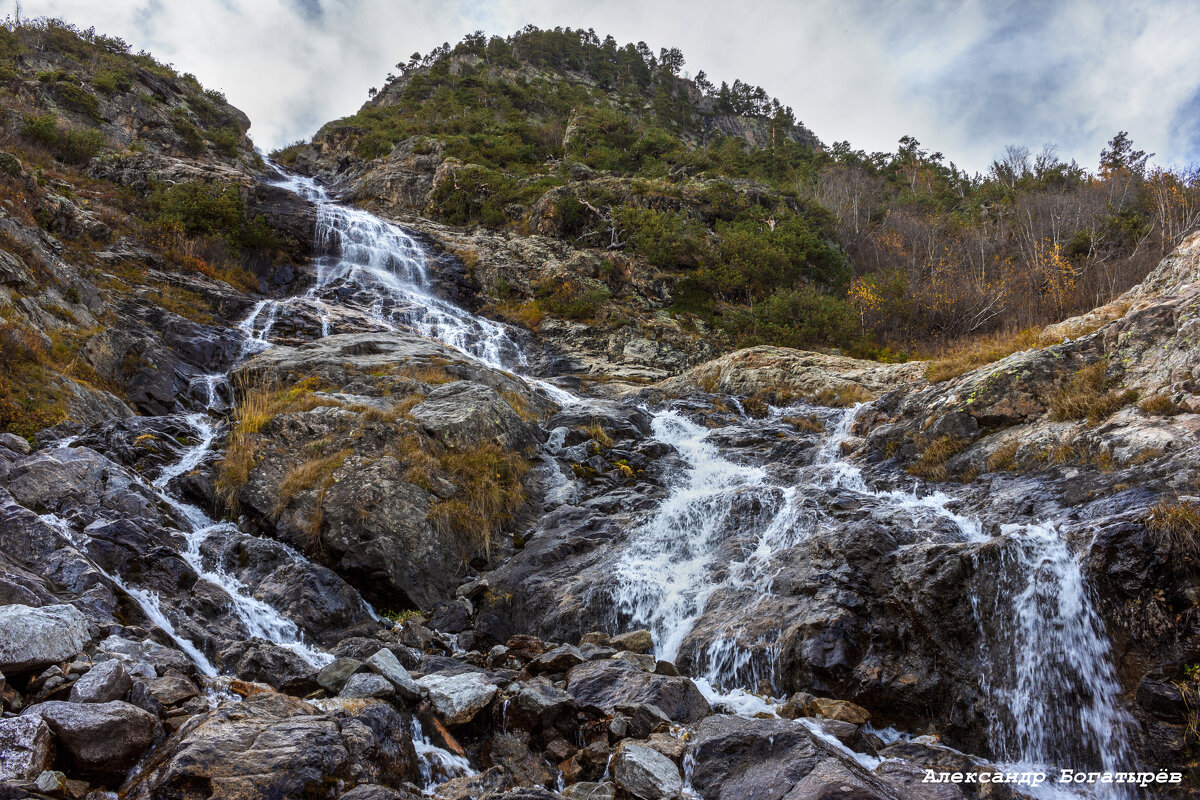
[{"x1": 0, "y1": 15, "x2": 1198, "y2": 800}]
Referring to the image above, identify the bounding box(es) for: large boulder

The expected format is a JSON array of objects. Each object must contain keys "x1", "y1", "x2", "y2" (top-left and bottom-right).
[
  {"x1": 0, "y1": 603, "x2": 91, "y2": 674},
  {"x1": 565, "y1": 659, "x2": 710, "y2": 724},
  {"x1": 0, "y1": 716, "x2": 53, "y2": 781},
  {"x1": 124, "y1": 691, "x2": 419, "y2": 799},
  {"x1": 24, "y1": 700, "x2": 157, "y2": 780}
]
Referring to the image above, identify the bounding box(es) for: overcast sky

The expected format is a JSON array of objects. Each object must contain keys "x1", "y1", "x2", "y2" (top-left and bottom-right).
[{"x1": 19, "y1": 0, "x2": 1200, "y2": 173}]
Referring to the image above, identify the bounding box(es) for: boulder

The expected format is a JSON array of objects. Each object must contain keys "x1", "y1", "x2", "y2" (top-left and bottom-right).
[
  {"x1": 145, "y1": 674, "x2": 199, "y2": 706},
  {"x1": 566, "y1": 659, "x2": 710, "y2": 724},
  {"x1": 0, "y1": 603, "x2": 91, "y2": 674},
  {"x1": 530, "y1": 644, "x2": 586, "y2": 674},
  {"x1": 612, "y1": 744, "x2": 682, "y2": 800},
  {"x1": 562, "y1": 783, "x2": 615, "y2": 800},
  {"x1": 24, "y1": 700, "x2": 157, "y2": 780},
  {"x1": 0, "y1": 716, "x2": 53, "y2": 781},
  {"x1": 317, "y1": 657, "x2": 364, "y2": 693},
  {"x1": 341, "y1": 673, "x2": 395, "y2": 699},
  {"x1": 216, "y1": 640, "x2": 318, "y2": 695},
  {"x1": 68, "y1": 658, "x2": 131, "y2": 703},
  {"x1": 416, "y1": 672, "x2": 498, "y2": 725},
  {"x1": 808, "y1": 697, "x2": 871, "y2": 725},
  {"x1": 611, "y1": 630, "x2": 654, "y2": 655},
  {"x1": 125, "y1": 691, "x2": 419, "y2": 799},
  {"x1": 365, "y1": 648, "x2": 421, "y2": 700}
]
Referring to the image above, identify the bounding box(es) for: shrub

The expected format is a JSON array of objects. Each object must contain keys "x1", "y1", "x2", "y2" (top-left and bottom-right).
[
  {"x1": 20, "y1": 114, "x2": 105, "y2": 164},
  {"x1": 208, "y1": 127, "x2": 240, "y2": 157},
  {"x1": 985, "y1": 441, "x2": 1021, "y2": 472},
  {"x1": 617, "y1": 205, "x2": 705, "y2": 268},
  {"x1": 722, "y1": 286, "x2": 858, "y2": 351},
  {"x1": 536, "y1": 276, "x2": 611, "y2": 320}
]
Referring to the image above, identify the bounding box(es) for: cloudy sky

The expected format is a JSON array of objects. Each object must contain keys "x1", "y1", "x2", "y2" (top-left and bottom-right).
[{"x1": 19, "y1": 0, "x2": 1200, "y2": 173}]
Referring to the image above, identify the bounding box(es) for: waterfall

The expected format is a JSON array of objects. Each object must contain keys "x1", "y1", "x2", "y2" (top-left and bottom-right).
[{"x1": 250, "y1": 167, "x2": 1135, "y2": 792}]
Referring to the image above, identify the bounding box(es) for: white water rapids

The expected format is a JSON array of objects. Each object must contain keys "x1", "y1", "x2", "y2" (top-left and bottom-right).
[{"x1": 43, "y1": 165, "x2": 1136, "y2": 797}]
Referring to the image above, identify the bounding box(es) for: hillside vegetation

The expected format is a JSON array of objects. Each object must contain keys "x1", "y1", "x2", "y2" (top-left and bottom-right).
[{"x1": 279, "y1": 26, "x2": 1200, "y2": 362}]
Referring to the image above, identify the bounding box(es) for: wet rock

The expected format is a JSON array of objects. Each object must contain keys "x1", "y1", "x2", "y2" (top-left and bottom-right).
[
  {"x1": 341, "y1": 673, "x2": 395, "y2": 699},
  {"x1": 613, "y1": 652, "x2": 656, "y2": 672},
  {"x1": 427, "y1": 599, "x2": 472, "y2": 634},
  {"x1": 611, "y1": 630, "x2": 654, "y2": 654},
  {"x1": 485, "y1": 733, "x2": 555, "y2": 788},
  {"x1": 0, "y1": 716, "x2": 53, "y2": 781},
  {"x1": 612, "y1": 743, "x2": 682, "y2": 800},
  {"x1": 411, "y1": 381, "x2": 538, "y2": 452},
  {"x1": 417, "y1": 672, "x2": 497, "y2": 725},
  {"x1": 0, "y1": 603, "x2": 91, "y2": 674},
  {"x1": 365, "y1": 648, "x2": 421, "y2": 700},
  {"x1": 68, "y1": 659, "x2": 130, "y2": 704},
  {"x1": 511, "y1": 682, "x2": 578, "y2": 731},
  {"x1": 565, "y1": 659, "x2": 710, "y2": 724},
  {"x1": 340, "y1": 785, "x2": 419, "y2": 800},
  {"x1": 24, "y1": 700, "x2": 157, "y2": 780}
]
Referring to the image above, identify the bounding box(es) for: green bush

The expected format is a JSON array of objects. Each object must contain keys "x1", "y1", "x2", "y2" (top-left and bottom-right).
[
  {"x1": 208, "y1": 127, "x2": 240, "y2": 157},
  {"x1": 721, "y1": 286, "x2": 858, "y2": 350},
  {"x1": 170, "y1": 110, "x2": 204, "y2": 154},
  {"x1": 536, "y1": 276, "x2": 612, "y2": 319},
  {"x1": 92, "y1": 67, "x2": 132, "y2": 94},
  {"x1": 616, "y1": 205, "x2": 705, "y2": 268},
  {"x1": 20, "y1": 114, "x2": 105, "y2": 164},
  {"x1": 151, "y1": 181, "x2": 244, "y2": 237}
]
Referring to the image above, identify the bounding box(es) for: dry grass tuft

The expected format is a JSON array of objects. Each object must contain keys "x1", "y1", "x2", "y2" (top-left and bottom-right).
[
  {"x1": 275, "y1": 449, "x2": 351, "y2": 510},
  {"x1": 1139, "y1": 394, "x2": 1183, "y2": 417},
  {"x1": 1148, "y1": 497, "x2": 1200, "y2": 561},
  {"x1": 810, "y1": 383, "x2": 873, "y2": 408},
  {"x1": 985, "y1": 441, "x2": 1021, "y2": 473},
  {"x1": 907, "y1": 435, "x2": 968, "y2": 481},
  {"x1": 427, "y1": 442, "x2": 530, "y2": 557},
  {"x1": 925, "y1": 328, "x2": 1044, "y2": 383},
  {"x1": 1049, "y1": 361, "x2": 1138, "y2": 424},
  {"x1": 399, "y1": 363, "x2": 459, "y2": 385},
  {"x1": 782, "y1": 414, "x2": 825, "y2": 433},
  {"x1": 584, "y1": 420, "x2": 613, "y2": 449}
]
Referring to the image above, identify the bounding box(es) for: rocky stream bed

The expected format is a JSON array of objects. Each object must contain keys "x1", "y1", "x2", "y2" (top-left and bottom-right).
[{"x1": 1, "y1": 165, "x2": 1198, "y2": 800}]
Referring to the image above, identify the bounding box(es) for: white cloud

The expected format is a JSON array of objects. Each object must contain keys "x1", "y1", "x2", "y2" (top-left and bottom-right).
[{"x1": 17, "y1": 0, "x2": 1200, "y2": 171}]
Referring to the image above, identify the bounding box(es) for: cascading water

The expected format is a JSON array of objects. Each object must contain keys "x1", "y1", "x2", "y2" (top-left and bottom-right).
[{"x1": 252, "y1": 166, "x2": 1135, "y2": 794}]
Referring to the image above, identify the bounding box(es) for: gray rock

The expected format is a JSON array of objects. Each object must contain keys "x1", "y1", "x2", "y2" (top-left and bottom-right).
[
  {"x1": 530, "y1": 644, "x2": 586, "y2": 674},
  {"x1": 126, "y1": 691, "x2": 419, "y2": 798},
  {"x1": 340, "y1": 672, "x2": 395, "y2": 699},
  {"x1": 316, "y1": 657, "x2": 363, "y2": 693},
  {"x1": 613, "y1": 651, "x2": 656, "y2": 672},
  {"x1": 416, "y1": 672, "x2": 498, "y2": 725},
  {"x1": 69, "y1": 658, "x2": 130, "y2": 703},
  {"x1": 365, "y1": 648, "x2": 421, "y2": 700},
  {"x1": 145, "y1": 674, "x2": 199, "y2": 706},
  {"x1": 566, "y1": 659, "x2": 710, "y2": 724},
  {"x1": 0, "y1": 716, "x2": 53, "y2": 781},
  {"x1": 562, "y1": 783, "x2": 615, "y2": 800},
  {"x1": 23, "y1": 700, "x2": 157, "y2": 779},
  {"x1": 0, "y1": 432, "x2": 32, "y2": 455},
  {"x1": 0, "y1": 603, "x2": 91, "y2": 673},
  {"x1": 34, "y1": 769, "x2": 68, "y2": 793},
  {"x1": 612, "y1": 744, "x2": 682, "y2": 800}
]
